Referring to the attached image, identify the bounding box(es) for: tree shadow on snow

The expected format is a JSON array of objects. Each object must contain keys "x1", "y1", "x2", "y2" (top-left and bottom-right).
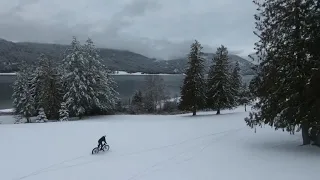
[
  {"x1": 245, "y1": 137, "x2": 320, "y2": 157},
  {"x1": 181, "y1": 111, "x2": 242, "y2": 118}
]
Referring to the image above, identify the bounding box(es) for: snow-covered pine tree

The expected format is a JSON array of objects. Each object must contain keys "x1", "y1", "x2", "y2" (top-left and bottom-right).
[
  {"x1": 245, "y1": 0, "x2": 320, "y2": 145},
  {"x1": 12, "y1": 62, "x2": 35, "y2": 123},
  {"x1": 83, "y1": 38, "x2": 119, "y2": 115},
  {"x1": 30, "y1": 54, "x2": 63, "y2": 119},
  {"x1": 179, "y1": 40, "x2": 206, "y2": 115},
  {"x1": 206, "y1": 45, "x2": 235, "y2": 115},
  {"x1": 304, "y1": 1, "x2": 320, "y2": 146},
  {"x1": 61, "y1": 37, "x2": 91, "y2": 118},
  {"x1": 231, "y1": 61, "x2": 242, "y2": 105},
  {"x1": 59, "y1": 102, "x2": 69, "y2": 121},
  {"x1": 36, "y1": 107, "x2": 48, "y2": 123},
  {"x1": 29, "y1": 58, "x2": 44, "y2": 112}
]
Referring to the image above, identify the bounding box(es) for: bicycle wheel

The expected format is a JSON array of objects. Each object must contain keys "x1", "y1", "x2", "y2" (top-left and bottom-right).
[
  {"x1": 92, "y1": 147, "x2": 99, "y2": 154},
  {"x1": 103, "y1": 144, "x2": 110, "y2": 151}
]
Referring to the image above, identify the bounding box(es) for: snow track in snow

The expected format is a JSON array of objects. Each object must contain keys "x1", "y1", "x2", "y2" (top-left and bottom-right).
[
  {"x1": 14, "y1": 127, "x2": 243, "y2": 180},
  {"x1": 2, "y1": 107, "x2": 319, "y2": 180}
]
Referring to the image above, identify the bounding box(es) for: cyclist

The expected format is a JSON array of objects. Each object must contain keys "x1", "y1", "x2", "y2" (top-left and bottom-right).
[{"x1": 98, "y1": 135, "x2": 107, "y2": 151}]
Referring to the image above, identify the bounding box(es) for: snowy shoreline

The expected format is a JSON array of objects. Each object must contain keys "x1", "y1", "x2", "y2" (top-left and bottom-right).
[
  {"x1": 0, "y1": 108, "x2": 14, "y2": 115},
  {"x1": 0, "y1": 73, "x2": 17, "y2": 75}
]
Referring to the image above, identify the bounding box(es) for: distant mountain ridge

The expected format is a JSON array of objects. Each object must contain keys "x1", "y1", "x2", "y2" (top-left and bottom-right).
[{"x1": 0, "y1": 38, "x2": 255, "y2": 75}]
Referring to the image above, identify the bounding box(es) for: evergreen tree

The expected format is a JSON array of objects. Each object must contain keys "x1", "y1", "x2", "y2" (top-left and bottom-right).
[
  {"x1": 131, "y1": 90, "x2": 144, "y2": 114},
  {"x1": 83, "y1": 38, "x2": 119, "y2": 114},
  {"x1": 303, "y1": 1, "x2": 320, "y2": 145},
  {"x1": 231, "y1": 61, "x2": 242, "y2": 105},
  {"x1": 132, "y1": 90, "x2": 143, "y2": 105},
  {"x1": 30, "y1": 58, "x2": 44, "y2": 112},
  {"x1": 12, "y1": 62, "x2": 35, "y2": 123},
  {"x1": 61, "y1": 37, "x2": 91, "y2": 118},
  {"x1": 115, "y1": 100, "x2": 124, "y2": 113},
  {"x1": 36, "y1": 108, "x2": 48, "y2": 123},
  {"x1": 59, "y1": 102, "x2": 69, "y2": 121},
  {"x1": 206, "y1": 45, "x2": 236, "y2": 114},
  {"x1": 179, "y1": 40, "x2": 206, "y2": 115},
  {"x1": 30, "y1": 54, "x2": 63, "y2": 119},
  {"x1": 245, "y1": 0, "x2": 320, "y2": 145}
]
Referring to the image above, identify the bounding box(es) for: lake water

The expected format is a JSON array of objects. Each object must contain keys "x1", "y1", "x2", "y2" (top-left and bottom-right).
[{"x1": 0, "y1": 74, "x2": 254, "y2": 109}]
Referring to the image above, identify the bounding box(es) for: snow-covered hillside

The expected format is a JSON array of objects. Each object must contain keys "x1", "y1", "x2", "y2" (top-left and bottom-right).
[{"x1": 0, "y1": 106, "x2": 319, "y2": 180}]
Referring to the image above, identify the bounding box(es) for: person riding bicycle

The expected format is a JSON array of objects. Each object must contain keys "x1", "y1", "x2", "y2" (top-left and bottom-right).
[{"x1": 98, "y1": 135, "x2": 107, "y2": 151}]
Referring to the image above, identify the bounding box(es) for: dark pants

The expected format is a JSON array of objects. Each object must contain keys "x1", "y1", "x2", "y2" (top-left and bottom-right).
[{"x1": 98, "y1": 142, "x2": 104, "y2": 150}]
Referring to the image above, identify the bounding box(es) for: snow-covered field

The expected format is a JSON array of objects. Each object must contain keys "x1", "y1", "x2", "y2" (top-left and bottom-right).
[{"x1": 0, "y1": 106, "x2": 319, "y2": 180}]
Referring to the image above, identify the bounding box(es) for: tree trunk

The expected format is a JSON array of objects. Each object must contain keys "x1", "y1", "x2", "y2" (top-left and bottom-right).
[
  {"x1": 26, "y1": 117, "x2": 30, "y2": 123},
  {"x1": 301, "y1": 123, "x2": 311, "y2": 145},
  {"x1": 192, "y1": 105, "x2": 197, "y2": 116},
  {"x1": 216, "y1": 109, "x2": 220, "y2": 115},
  {"x1": 245, "y1": 104, "x2": 247, "y2": 112},
  {"x1": 315, "y1": 133, "x2": 320, "y2": 147}
]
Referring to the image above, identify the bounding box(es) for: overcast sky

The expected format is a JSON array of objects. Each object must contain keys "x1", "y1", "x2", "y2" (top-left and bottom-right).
[{"x1": 0, "y1": 0, "x2": 257, "y2": 60}]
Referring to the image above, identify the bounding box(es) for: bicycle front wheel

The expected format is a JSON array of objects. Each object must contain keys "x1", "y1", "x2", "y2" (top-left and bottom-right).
[{"x1": 103, "y1": 144, "x2": 110, "y2": 151}]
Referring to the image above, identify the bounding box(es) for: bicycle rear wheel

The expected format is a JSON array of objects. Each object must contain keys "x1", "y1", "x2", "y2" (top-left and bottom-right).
[{"x1": 92, "y1": 147, "x2": 99, "y2": 154}]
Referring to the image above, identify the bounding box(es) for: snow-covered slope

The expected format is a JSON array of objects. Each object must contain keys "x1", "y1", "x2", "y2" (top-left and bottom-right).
[{"x1": 0, "y1": 106, "x2": 319, "y2": 180}]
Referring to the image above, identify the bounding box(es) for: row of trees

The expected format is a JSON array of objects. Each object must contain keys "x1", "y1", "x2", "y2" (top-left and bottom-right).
[
  {"x1": 179, "y1": 41, "x2": 251, "y2": 115},
  {"x1": 12, "y1": 37, "x2": 119, "y2": 123},
  {"x1": 245, "y1": 0, "x2": 320, "y2": 146}
]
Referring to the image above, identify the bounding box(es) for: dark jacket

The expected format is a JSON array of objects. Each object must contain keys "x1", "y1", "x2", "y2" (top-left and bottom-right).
[{"x1": 98, "y1": 136, "x2": 106, "y2": 144}]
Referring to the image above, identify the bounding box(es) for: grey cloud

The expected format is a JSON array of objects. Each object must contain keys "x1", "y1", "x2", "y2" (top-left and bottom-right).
[
  {"x1": 3, "y1": 0, "x2": 39, "y2": 15},
  {"x1": 0, "y1": 0, "x2": 258, "y2": 60}
]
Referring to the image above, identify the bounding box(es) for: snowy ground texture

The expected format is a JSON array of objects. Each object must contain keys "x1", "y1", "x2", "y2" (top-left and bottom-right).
[{"x1": 0, "y1": 106, "x2": 319, "y2": 180}]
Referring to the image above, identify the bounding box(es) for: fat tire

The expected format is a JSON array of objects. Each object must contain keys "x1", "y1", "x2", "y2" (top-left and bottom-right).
[
  {"x1": 92, "y1": 147, "x2": 99, "y2": 154},
  {"x1": 103, "y1": 144, "x2": 110, "y2": 151}
]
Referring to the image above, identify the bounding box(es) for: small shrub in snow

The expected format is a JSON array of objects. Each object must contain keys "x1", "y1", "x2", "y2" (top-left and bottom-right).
[
  {"x1": 59, "y1": 102, "x2": 69, "y2": 121},
  {"x1": 14, "y1": 115, "x2": 24, "y2": 124},
  {"x1": 36, "y1": 108, "x2": 48, "y2": 123}
]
